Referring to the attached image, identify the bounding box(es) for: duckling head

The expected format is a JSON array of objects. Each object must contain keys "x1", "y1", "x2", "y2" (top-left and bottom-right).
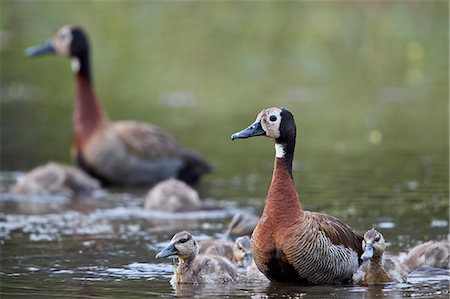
[
  {"x1": 361, "y1": 228, "x2": 386, "y2": 261},
  {"x1": 233, "y1": 235, "x2": 252, "y2": 267},
  {"x1": 231, "y1": 107, "x2": 296, "y2": 158},
  {"x1": 26, "y1": 25, "x2": 89, "y2": 60},
  {"x1": 156, "y1": 231, "x2": 198, "y2": 263}
]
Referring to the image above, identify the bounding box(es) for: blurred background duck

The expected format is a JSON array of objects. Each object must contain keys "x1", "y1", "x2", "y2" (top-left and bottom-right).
[
  {"x1": 400, "y1": 240, "x2": 450, "y2": 273},
  {"x1": 26, "y1": 25, "x2": 212, "y2": 186},
  {"x1": 144, "y1": 178, "x2": 202, "y2": 212},
  {"x1": 353, "y1": 228, "x2": 407, "y2": 285},
  {"x1": 11, "y1": 162, "x2": 100, "y2": 198},
  {"x1": 223, "y1": 212, "x2": 259, "y2": 241},
  {"x1": 232, "y1": 107, "x2": 363, "y2": 284},
  {"x1": 156, "y1": 231, "x2": 237, "y2": 285}
]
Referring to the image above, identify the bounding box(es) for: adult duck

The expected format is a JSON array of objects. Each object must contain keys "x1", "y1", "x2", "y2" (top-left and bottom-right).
[
  {"x1": 26, "y1": 25, "x2": 212, "y2": 186},
  {"x1": 156, "y1": 231, "x2": 237, "y2": 285},
  {"x1": 353, "y1": 228, "x2": 407, "y2": 284},
  {"x1": 231, "y1": 107, "x2": 363, "y2": 284}
]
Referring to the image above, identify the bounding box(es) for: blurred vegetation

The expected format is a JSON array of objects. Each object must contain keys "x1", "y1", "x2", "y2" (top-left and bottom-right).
[{"x1": 0, "y1": 2, "x2": 448, "y2": 229}]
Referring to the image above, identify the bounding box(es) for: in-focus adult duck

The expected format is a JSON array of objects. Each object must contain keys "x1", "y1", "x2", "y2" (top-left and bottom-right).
[
  {"x1": 156, "y1": 231, "x2": 237, "y2": 285},
  {"x1": 26, "y1": 25, "x2": 212, "y2": 186},
  {"x1": 231, "y1": 107, "x2": 363, "y2": 284},
  {"x1": 353, "y1": 228, "x2": 407, "y2": 284}
]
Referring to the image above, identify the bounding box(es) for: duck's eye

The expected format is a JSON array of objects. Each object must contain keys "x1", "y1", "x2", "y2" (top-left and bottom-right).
[
  {"x1": 269, "y1": 115, "x2": 277, "y2": 122},
  {"x1": 374, "y1": 236, "x2": 380, "y2": 242},
  {"x1": 178, "y1": 238, "x2": 189, "y2": 244}
]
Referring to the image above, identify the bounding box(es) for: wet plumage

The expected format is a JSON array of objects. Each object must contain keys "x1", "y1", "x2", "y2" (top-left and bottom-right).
[
  {"x1": 232, "y1": 107, "x2": 363, "y2": 284},
  {"x1": 26, "y1": 25, "x2": 211, "y2": 186}
]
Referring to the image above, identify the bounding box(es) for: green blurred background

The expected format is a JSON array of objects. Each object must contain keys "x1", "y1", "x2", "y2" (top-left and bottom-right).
[{"x1": 1, "y1": 1, "x2": 448, "y2": 218}]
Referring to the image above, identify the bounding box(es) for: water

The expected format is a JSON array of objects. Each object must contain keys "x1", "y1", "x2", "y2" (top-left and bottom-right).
[{"x1": 1, "y1": 1, "x2": 449, "y2": 298}]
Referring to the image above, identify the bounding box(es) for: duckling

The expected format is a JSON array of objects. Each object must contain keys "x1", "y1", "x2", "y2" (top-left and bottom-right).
[
  {"x1": 156, "y1": 231, "x2": 237, "y2": 285},
  {"x1": 11, "y1": 162, "x2": 100, "y2": 197},
  {"x1": 144, "y1": 178, "x2": 202, "y2": 212},
  {"x1": 232, "y1": 235, "x2": 269, "y2": 281},
  {"x1": 400, "y1": 240, "x2": 450, "y2": 273},
  {"x1": 233, "y1": 235, "x2": 252, "y2": 267},
  {"x1": 26, "y1": 26, "x2": 212, "y2": 186},
  {"x1": 198, "y1": 239, "x2": 234, "y2": 262},
  {"x1": 224, "y1": 212, "x2": 260, "y2": 240},
  {"x1": 353, "y1": 228, "x2": 407, "y2": 284},
  {"x1": 232, "y1": 107, "x2": 363, "y2": 284}
]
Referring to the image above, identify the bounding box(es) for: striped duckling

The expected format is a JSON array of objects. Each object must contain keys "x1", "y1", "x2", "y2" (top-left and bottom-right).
[
  {"x1": 26, "y1": 26, "x2": 211, "y2": 186},
  {"x1": 12, "y1": 162, "x2": 100, "y2": 197},
  {"x1": 400, "y1": 240, "x2": 450, "y2": 273},
  {"x1": 353, "y1": 228, "x2": 407, "y2": 284},
  {"x1": 156, "y1": 231, "x2": 237, "y2": 285},
  {"x1": 232, "y1": 107, "x2": 363, "y2": 284}
]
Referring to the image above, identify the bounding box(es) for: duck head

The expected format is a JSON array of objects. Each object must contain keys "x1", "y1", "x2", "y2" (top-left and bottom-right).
[
  {"x1": 361, "y1": 228, "x2": 386, "y2": 261},
  {"x1": 233, "y1": 235, "x2": 252, "y2": 267},
  {"x1": 156, "y1": 231, "x2": 198, "y2": 263},
  {"x1": 232, "y1": 107, "x2": 296, "y2": 160},
  {"x1": 26, "y1": 25, "x2": 89, "y2": 59}
]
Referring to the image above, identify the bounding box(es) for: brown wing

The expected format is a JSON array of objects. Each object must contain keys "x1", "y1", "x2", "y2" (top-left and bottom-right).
[
  {"x1": 112, "y1": 121, "x2": 183, "y2": 159},
  {"x1": 308, "y1": 211, "x2": 363, "y2": 256}
]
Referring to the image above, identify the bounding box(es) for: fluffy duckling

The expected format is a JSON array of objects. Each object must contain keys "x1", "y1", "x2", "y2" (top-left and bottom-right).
[
  {"x1": 400, "y1": 240, "x2": 450, "y2": 273},
  {"x1": 198, "y1": 239, "x2": 234, "y2": 262},
  {"x1": 156, "y1": 231, "x2": 237, "y2": 285},
  {"x1": 232, "y1": 235, "x2": 269, "y2": 281},
  {"x1": 233, "y1": 236, "x2": 252, "y2": 267},
  {"x1": 232, "y1": 107, "x2": 363, "y2": 284},
  {"x1": 224, "y1": 212, "x2": 260, "y2": 240},
  {"x1": 353, "y1": 228, "x2": 407, "y2": 285},
  {"x1": 11, "y1": 162, "x2": 100, "y2": 197},
  {"x1": 144, "y1": 178, "x2": 202, "y2": 212},
  {"x1": 26, "y1": 26, "x2": 211, "y2": 186}
]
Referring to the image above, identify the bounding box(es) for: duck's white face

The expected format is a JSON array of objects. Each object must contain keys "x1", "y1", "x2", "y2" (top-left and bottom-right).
[
  {"x1": 51, "y1": 25, "x2": 73, "y2": 57},
  {"x1": 257, "y1": 107, "x2": 283, "y2": 140}
]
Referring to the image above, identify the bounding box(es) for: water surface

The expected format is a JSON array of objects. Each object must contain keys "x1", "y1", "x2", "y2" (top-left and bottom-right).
[{"x1": 1, "y1": 1, "x2": 449, "y2": 298}]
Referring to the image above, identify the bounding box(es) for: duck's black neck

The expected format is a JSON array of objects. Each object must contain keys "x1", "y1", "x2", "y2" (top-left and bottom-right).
[
  {"x1": 275, "y1": 138, "x2": 295, "y2": 177},
  {"x1": 74, "y1": 52, "x2": 92, "y2": 83}
]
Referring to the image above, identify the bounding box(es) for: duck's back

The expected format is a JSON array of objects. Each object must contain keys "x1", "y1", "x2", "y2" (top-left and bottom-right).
[
  {"x1": 193, "y1": 254, "x2": 237, "y2": 284},
  {"x1": 252, "y1": 210, "x2": 362, "y2": 284},
  {"x1": 78, "y1": 121, "x2": 211, "y2": 185}
]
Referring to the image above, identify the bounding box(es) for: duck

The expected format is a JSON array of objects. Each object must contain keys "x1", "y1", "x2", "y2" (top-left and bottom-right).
[
  {"x1": 198, "y1": 238, "x2": 234, "y2": 262},
  {"x1": 25, "y1": 25, "x2": 212, "y2": 186},
  {"x1": 232, "y1": 235, "x2": 253, "y2": 267},
  {"x1": 156, "y1": 231, "x2": 237, "y2": 285},
  {"x1": 232, "y1": 235, "x2": 270, "y2": 281},
  {"x1": 11, "y1": 162, "x2": 100, "y2": 197},
  {"x1": 231, "y1": 107, "x2": 363, "y2": 284},
  {"x1": 144, "y1": 178, "x2": 202, "y2": 212},
  {"x1": 224, "y1": 212, "x2": 260, "y2": 241},
  {"x1": 353, "y1": 228, "x2": 407, "y2": 284},
  {"x1": 400, "y1": 240, "x2": 450, "y2": 273}
]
